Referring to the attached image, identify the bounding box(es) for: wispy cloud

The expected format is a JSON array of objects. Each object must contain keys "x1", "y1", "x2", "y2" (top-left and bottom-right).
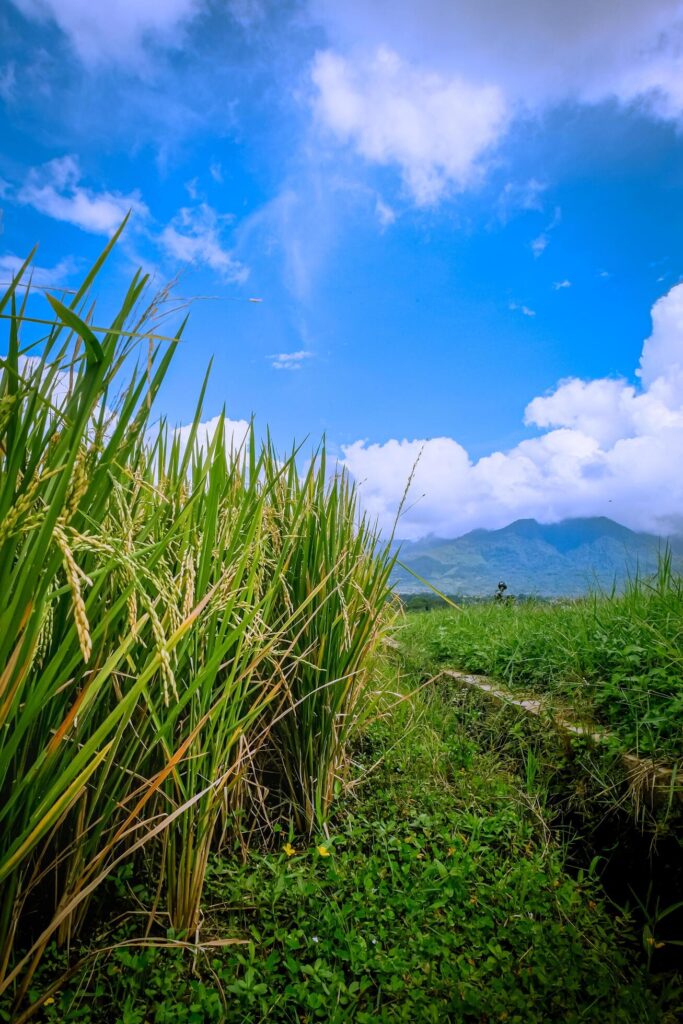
[
  {"x1": 530, "y1": 206, "x2": 561, "y2": 259},
  {"x1": 553, "y1": 279, "x2": 572, "y2": 290},
  {"x1": 375, "y1": 196, "x2": 396, "y2": 228},
  {"x1": 270, "y1": 350, "x2": 313, "y2": 370},
  {"x1": 497, "y1": 178, "x2": 546, "y2": 222},
  {"x1": 159, "y1": 203, "x2": 248, "y2": 282},
  {"x1": 509, "y1": 301, "x2": 536, "y2": 317},
  {"x1": 531, "y1": 234, "x2": 548, "y2": 257},
  {"x1": 8, "y1": 0, "x2": 202, "y2": 67},
  {"x1": 0, "y1": 252, "x2": 78, "y2": 288},
  {"x1": 14, "y1": 155, "x2": 148, "y2": 234},
  {"x1": 0, "y1": 61, "x2": 17, "y2": 102}
]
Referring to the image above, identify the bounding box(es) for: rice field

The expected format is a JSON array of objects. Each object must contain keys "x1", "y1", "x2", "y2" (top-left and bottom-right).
[{"x1": 1, "y1": 236, "x2": 681, "y2": 1022}]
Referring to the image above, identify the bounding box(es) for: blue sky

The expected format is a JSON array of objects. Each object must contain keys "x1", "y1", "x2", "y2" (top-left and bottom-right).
[{"x1": 3, "y1": 0, "x2": 683, "y2": 538}]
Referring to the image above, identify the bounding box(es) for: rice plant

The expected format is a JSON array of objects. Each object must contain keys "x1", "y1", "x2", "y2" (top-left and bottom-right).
[{"x1": 0, "y1": 231, "x2": 395, "y2": 1012}]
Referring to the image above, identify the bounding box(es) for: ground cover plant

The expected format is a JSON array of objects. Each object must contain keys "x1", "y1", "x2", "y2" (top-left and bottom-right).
[
  {"x1": 398, "y1": 557, "x2": 683, "y2": 761},
  {"x1": 5, "y1": 674, "x2": 675, "y2": 1024}
]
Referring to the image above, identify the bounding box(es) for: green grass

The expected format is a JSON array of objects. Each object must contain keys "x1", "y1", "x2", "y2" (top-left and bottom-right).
[
  {"x1": 398, "y1": 555, "x2": 683, "y2": 761},
  {"x1": 7, "y1": 678, "x2": 673, "y2": 1024}
]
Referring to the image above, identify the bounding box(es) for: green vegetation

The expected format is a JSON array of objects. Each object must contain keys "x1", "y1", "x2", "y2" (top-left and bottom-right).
[
  {"x1": 399, "y1": 555, "x2": 683, "y2": 760},
  {"x1": 6, "y1": 679, "x2": 672, "y2": 1024},
  {"x1": 1, "y1": 238, "x2": 681, "y2": 1022},
  {"x1": 0, "y1": 235, "x2": 394, "y2": 1016}
]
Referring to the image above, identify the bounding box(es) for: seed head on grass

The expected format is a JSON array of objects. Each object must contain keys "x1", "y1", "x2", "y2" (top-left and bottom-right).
[{"x1": 53, "y1": 522, "x2": 92, "y2": 664}]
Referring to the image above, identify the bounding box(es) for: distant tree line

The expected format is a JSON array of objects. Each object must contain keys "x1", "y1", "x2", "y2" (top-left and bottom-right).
[{"x1": 398, "y1": 590, "x2": 545, "y2": 611}]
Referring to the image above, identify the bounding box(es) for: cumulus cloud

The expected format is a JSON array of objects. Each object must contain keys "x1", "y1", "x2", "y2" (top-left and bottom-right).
[
  {"x1": 311, "y1": 47, "x2": 507, "y2": 204},
  {"x1": 342, "y1": 282, "x2": 683, "y2": 540},
  {"x1": 15, "y1": 156, "x2": 148, "y2": 234},
  {"x1": 170, "y1": 413, "x2": 251, "y2": 455},
  {"x1": 311, "y1": 1, "x2": 683, "y2": 203},
  {"x1": 159, "y1": 203, "x2": 248, "y2": 283},
  {"x1": 271, "y1": 350, "x2": 313, "y2": 371}
]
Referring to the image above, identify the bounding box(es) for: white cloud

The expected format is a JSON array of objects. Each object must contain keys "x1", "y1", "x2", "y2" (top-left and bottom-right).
[
  {"x1": 342, "y1": 282, "x2": 683, "y2": 539},
  {"x1": 531, "y1": 235, "x2": 548, "y2": 257},
  {"x1": 15, "y1": 156, "x2": 148, "y2": 235},
  {"x1": 311, "y1": 47, "x2": 507, "y2": 205},
  {"x1": 236, "y1": 186, "x2": 333, "y2": 302},
  {"x1": 10, "y1": 0, "x2": 202, "y2": 66},
  {"x1": 530, "y1": 206, "x2": 561, "y2": 257},
  {"x1": 509, "y1": 302, "x2": 536, "y2": 318},
  {"x1": 271, "y1": 350, "x2": 313, "y2": 371},
  {"x1": 185, "y1": 177, "x2": 200, "y2": 201},
  {"x1": 375, "y1": 197, "x2": 396, "y2": 228},
  {"x1": 171, "y1": 413, "x2": 251, "y2": 455},
  {"x1": 311, "y1": 2, "x2": 683, "y2": 204},
  {"x1": 554, "y1": 279, "x2": 572, "y2": 290},
  {"x1": 0, "y1": 252, "x2": 77, "y2": 288},
  {"x1": 313, "y1": 1, "x2": 683, "y2": 114},
  {"x1": 496, "y1": 178, "x2": 546, "y2": 222},
  {"x1": 159, "y1": 203, "x2": 248, "y2": 283},
  {"x1": 638, "y1": 282, "x2": 683, "y2": 402}
]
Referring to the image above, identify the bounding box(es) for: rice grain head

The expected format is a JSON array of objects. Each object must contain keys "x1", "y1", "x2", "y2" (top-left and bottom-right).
[{"x1": 54, "y1": 521, "x2": 92, "y2": 663}]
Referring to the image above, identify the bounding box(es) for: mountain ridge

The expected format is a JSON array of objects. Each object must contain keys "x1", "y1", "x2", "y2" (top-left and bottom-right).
[{"x1": 392, "y1": 517, "x2": 682, "y2": 597}]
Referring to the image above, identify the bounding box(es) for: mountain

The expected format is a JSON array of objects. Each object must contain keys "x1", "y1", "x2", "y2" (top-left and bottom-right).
[{"x1": 392, "y1": 517, "x2": 682, "y2": 597}]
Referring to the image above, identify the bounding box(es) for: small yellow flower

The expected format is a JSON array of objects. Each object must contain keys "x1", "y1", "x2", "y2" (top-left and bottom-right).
[
  {"x1": 316, "y1": 845, "x2": 331, "y2": 857},
  {"x1": 44, "y1": 997, "x2": 55, "y2": 1006},
  {"x1": 283, "y1": 842, "x2": 296, "y2": 857}
]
